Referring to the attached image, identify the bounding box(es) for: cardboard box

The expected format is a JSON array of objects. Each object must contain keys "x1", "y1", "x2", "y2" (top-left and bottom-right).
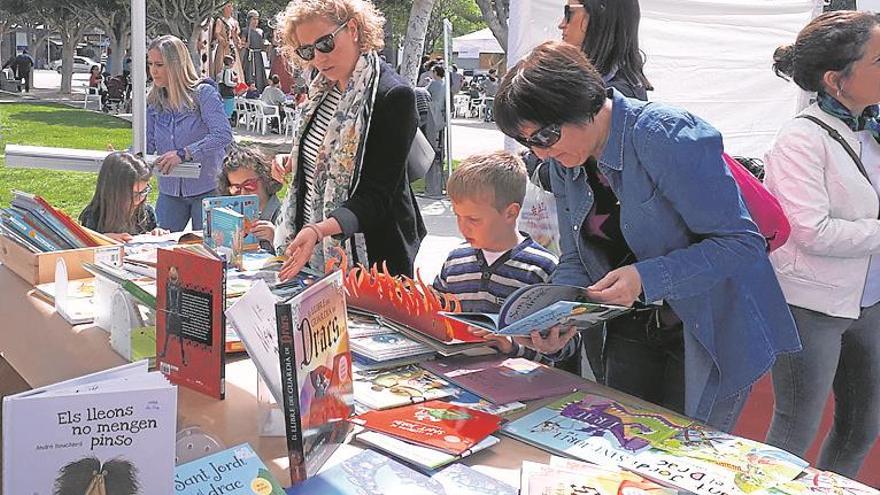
[{"x1": 0, "y1": 234, "x2": 122, "y2": 286}]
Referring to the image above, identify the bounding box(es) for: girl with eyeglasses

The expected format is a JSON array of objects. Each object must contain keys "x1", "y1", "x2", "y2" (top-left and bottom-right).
[
  {"x1": 271, "y1": 0, "x2": 426, "y2": 281},
  {"x1": 79, "y1": 152, "x2": 167, "y2": 243},
  {"x1": 559, "y1": 0, "x2": 652, "y2": 100},
  {"x1": 217, "y1": 144, "x2": 283, "y2": 252}
]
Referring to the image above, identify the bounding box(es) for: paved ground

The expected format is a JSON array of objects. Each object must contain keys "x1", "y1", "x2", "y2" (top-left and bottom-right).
[{"x1": 1, "y1": 70, "x2": 505, "y2": 278}]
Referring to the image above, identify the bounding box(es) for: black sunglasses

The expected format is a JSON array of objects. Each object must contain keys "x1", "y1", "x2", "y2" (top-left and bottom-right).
[
  {"x1": 515, "y1": 123, "x2": 562, "y2": 149},
  {"x1": 296, "y1": 22, "x2": 348, "y2": 61},
  {"x1": 563, "y1": 4, "x2": 585, "y2": 23}
]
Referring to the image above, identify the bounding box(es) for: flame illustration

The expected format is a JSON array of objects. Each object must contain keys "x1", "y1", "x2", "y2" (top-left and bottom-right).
[{"x1": 326, "y1": 249, "x2": 481, "y2": 343}]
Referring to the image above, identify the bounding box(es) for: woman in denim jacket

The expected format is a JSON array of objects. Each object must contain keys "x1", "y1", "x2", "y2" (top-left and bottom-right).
[
  {"x1": 147, "y1": 35, "x2": 234, "y2": 231},
  {"x1": 494, "y1": 41, "x2": 801, "y2": 431},
  {"x1": 763, "y1": 11, "x2": 880, "y2": 478}
]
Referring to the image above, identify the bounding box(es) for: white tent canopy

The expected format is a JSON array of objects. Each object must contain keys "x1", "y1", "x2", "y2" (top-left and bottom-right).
[
  {"x1": 453, "y1": 28, "x2": 505, "y2": 59},
  {"x1": 508, "y1": 0, "x2": 824, "y2": 157}
]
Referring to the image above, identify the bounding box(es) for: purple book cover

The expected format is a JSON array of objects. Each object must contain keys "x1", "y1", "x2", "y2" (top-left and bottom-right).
[{"x1": 420, "y1": 354, "x2": 583, "y2": 404}]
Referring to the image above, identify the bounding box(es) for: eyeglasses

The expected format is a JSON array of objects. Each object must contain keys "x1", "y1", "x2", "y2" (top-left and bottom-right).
[
  {"x1": 295, "y1": 22, "x2": 348, "y2": 61},
  {"x1": 133, "y1": 183, "x2": 152, "y2": 200},
  {"x1": 228, "y1": 177, "x2": 260, "y2": 195},
  {"x1": 563, "y1": 4, "x2": 585, "y2": 23},
  {"x1": 515, "y1": 123, "x2": 562, "y2": 149}
]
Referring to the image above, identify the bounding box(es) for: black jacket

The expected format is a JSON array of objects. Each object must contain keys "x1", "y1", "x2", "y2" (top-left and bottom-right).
[{"x1": 296, "y1": 61, "x2": 426, "y2": 277}]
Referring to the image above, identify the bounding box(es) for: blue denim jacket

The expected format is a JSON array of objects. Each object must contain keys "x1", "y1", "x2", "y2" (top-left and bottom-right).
[
  {"x1": 147, "y1": 83, "x2": 234, "y2": 197},
  {"x1": 550, "y1": 90, "x2": 801, "y2": 421}
]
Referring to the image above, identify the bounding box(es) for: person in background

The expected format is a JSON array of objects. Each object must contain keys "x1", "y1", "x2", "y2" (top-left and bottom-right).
[
  {"x1": 763, "y1": 10, "x2": 880, "y2": 479},
  {"x1": 449, "y1": 64, "x2": 463, "y2": 97},
  {"x1": 2, "y1": 49, "x2": 34, "y2": 93},
  {"x1": 241, "y1": 9, "x2": 268, "y2": 92},
  {"x1": 559, "y1": 0, "x2": 652, "y2": 100},
  {"x1": 244, "y1": 82, "x2": 260, "y2": 99},
  {"x1": 79, "y1": 152, "x2": 167, "y2": 242},
  {"x1": 494, "y1": 41, "x2": 800, "y2": 431},
  {"x1": 146, "y1": 35, "x2": 234, "y2": 232},
  {"x1": 434, "y1": 150, "x2": 558, "y2": 360},
  {"x1": 480, "y1": 68, "x2": 499, "y2": 97},
  {"x1": 88, "y1": 64, "x2": 108, "y2": 110},
  {"x1": 218, "y1": 54, "x2": 238, "y2": 123},
  {"x1": 217, "y1": 144, "x2": 283, "y2": 252},
  {"x1": 425, "y1": 64, "x2": 447, "y2": 198},
  {"x1": 273, "y1": 0, "x2": 426, "y2": 280},
  {"x1": 261, "y1": 73, "x2": 288, "y2": 107}
]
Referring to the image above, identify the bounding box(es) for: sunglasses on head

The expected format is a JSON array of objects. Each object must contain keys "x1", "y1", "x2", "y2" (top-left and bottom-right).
[
  {"x1": 515, "y1": 123, "x2": 562, "y2": 149},
  {"x1": 563, "y1": 4, "x2": 585, "y2": 23},
  {"x1": 295, "y1": 22, "x2": 348, "y2": 61},
  {"x1": 228, "y1": 177, "x2": 260, "y2": 195}
]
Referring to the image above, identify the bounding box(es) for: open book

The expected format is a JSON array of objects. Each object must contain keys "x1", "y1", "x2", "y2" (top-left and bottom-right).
[{"x1": 440, "y1": 284, "x2": 630, "y2": 336}]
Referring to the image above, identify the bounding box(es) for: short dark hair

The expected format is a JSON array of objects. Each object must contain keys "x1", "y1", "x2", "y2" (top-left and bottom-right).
[
  {"x1": 494, "y1": 41, "x2": 606, "y2": 139},
  {"x1": 773, "y1": 11, "x2": 880, "y2": 93},
  {"x1": 432, "y1": 64, "x2": 445, "y2": 78},
  {"x1": 575, "y1": 0, "x2": 652, "y2": 91},
  {"x1": 270, "y1": 73, "x2": 280, "y2": 84},
  {"x1": 223, "y1": 55, "x2": 234, "y2": 65}
]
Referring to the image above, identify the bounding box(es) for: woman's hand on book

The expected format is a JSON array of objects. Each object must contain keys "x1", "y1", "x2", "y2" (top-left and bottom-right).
[
  {"x1": 467, "y1": 327, "x2": 514, "y2": 354},
  {"x1": 513, "y1": 325, "x2": 577, "y2": 355},
  {"x1": 247, "y1": 220, "x2": 275, "y2": 242},
  {"x1": 586, "y1": 265, "x2": 642, "y2": 307},
  {"x1": 106, "y1": 232, "x2": 133, "y2": 243},
  {"x1": 278, "y1": 227, "x2": 319, "y2": 281}
]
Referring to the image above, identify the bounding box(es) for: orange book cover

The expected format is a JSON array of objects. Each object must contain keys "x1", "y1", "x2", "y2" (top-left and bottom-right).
[{"x1": 350, "y1": 400, "x2": 501, "y2": 455}]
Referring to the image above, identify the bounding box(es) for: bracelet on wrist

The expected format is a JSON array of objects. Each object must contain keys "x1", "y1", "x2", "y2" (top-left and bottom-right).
[{"x1": 303, "y1": 223, "x2": 323, "y2": 242}]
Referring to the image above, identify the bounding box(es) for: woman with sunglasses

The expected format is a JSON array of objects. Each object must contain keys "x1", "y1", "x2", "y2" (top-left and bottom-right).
[
  {"x1": 272, "y1": 0, "x2": 425, "y2": 281},
  {"x1": 79, "y1": 152, "x2": 167, "y2": 243},
  {"x1": 560, "y1": 0, "x2": 652, "y2": 100},
  {"x1": 495, "y1": 41, "x2": 800, "y2": 431},
  {"x1": 218, "y1": 143, "x2": 283, "y2": 252},
  {"x1": 147, "y1": 35, "x2": 234, "y2": 232}
]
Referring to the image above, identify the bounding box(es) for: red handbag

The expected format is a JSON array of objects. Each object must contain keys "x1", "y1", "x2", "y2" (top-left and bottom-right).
[{"x1": 722, "y1": 152, "x2": 790, "y2": 251}]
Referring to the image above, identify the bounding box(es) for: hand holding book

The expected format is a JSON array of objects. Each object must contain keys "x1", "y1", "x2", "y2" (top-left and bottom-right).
[
  {"x1": 512, "y1": 324, "x2": 578, "y2": 355},
  {"x1": 586, "y1": 265, "x2": 643, "y2": 307}
]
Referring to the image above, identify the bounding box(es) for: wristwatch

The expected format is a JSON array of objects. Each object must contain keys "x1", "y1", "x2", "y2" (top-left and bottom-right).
[{"x1": 176, "y1": 148, "x2": 187, "y2": 162}]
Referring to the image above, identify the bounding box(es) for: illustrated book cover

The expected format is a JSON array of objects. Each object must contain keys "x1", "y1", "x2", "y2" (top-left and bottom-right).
[
  {"x1": 354, "y1": 429, "x2": 500, "y2": 472},
  {"x1": 440, "y1": 283, "x2": 630, "y2": 335},
  {"x1": 521, "y1": 458, "x2": 680, "y2": 495},
  {"x1": 2, "y1": 360, "x2": 176, "y2": 495},
  {"x1": 275, "y1": 270, "x2": 354, "y2": 485},
  {"x1": 352, "y1": 363, "x2": 454, "y2": 410},
  {"x1": 174, "y1": 443, "x2": 285, "y2": 494},
  {"x1": 209, "y1": 206, "x2": 245, "y2": 268},
  {"x1": 203, "y1": 194, "x2": 260, "y2": 251},
  {"x1": 421, "y1": 354, "x2": 584, "y2": 404},
  {"x1": 156, "y1": 245, "x2": 226, "y2": 399},
  {"x1": 350, "y1": 400, "x2": 501, "y2": 455}
]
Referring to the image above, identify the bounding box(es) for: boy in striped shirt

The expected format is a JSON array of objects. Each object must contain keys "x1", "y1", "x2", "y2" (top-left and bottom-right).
[{"x1": 433, "y1": 151, "x2": 558, "y2": 361}]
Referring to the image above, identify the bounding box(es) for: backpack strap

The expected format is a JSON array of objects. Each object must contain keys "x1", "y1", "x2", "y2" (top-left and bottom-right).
[{"x1": 797, "y1": 114, "x2": 879, "y2": 219}]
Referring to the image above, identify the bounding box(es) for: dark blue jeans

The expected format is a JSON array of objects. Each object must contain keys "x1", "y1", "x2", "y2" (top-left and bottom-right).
[
  {"x1": 156, "y1": 191, "x2": 214, "y2": 232},
  {"x1": 604, "y1": 310, "x2": 749, "y2": 432},
  {"x1": 766, "y1": 303, "x2": 880, "y2": 479}
]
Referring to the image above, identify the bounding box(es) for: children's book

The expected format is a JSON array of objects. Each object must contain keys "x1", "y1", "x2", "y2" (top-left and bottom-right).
[
  {"x1": 209, "y1": 206, "x2": 246, "y2": 268},
  {"x1": 353, "y1": 364, "x2": 455, "y2": 410},
  {"x1": 11, "y1": 190, "x2": 100, "y2": 247},
  {"x1": 502, "y1": 392, "x2": 694, "y2": 468},
  {"x1": 33, "y1": 277, "x2": 97, "y2": 325},
  {"x1": 355, "y1": 429, "x2": 500, "y2": 472},
  {"x1": 768, "y1": 467, "x2": 878, "y2": 495},
  {"x1": 351, "y1": 351, "x2": 435, "y2": 372},
  {"x1": 520, "y1": 458, "x2": 680, "y2": 495},
  {"x1": 441, "y1": 283, "x2": 630, "y2": 335},
  {"x1": 2, "y1": 360, "x2": 177, "y2": 495},
  {"x1": 422, "y1": 354, "x2": 585, "y2": 404},
  {"x1": 203, "y1": 194, "x2": 260, "y2": 250},
  {"x1": 156, "y1": 245, "x2": 227, "y2": 399},
  {"x1": 444, "y1": 388, "x2": 526, "y2": 416},
  {"x1": 274, "y1": 270, "x2": 354, "y2": 485},
  {"x1": 174, "y1": 443, "x2": 286, "y2": 494},
  {"x1": 0, "y1": 353, "x2": 30, "y2": 487},
  {"x1": 0, "y1": 208, "x2": 60, "y2": 251},
  {"x1": 350, "y1": 331, "x2": 433, "y2": 361},
  {"x1": 350, "y1": 400, "x2": 501, "y2": 455},
  {"x1": 285, "y1": 449, "x2": 517, "y2": 495}
]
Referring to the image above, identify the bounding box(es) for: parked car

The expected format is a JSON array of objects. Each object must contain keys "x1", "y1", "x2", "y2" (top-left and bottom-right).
[{"x1": 49, "y1": 56, "x2": 99, "y2": 73}]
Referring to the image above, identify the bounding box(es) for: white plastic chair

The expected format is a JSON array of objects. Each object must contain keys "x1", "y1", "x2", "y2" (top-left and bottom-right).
[
  {"x1": 282, "y1": 105, "x2": 297, "y2": 137},
  {"x1": 243, "y1": 99, "x2": 261, "y2": 132},
  {"x1": 453, "y1": 94, "x2": 470, "y2": 118},
  {"x1": 254, "y1": 101, "x2": 280, "y2": 135},
  {"x1": 84, "y1": 87, "x2": 102, "y2": 111},
  {"x1": 234, "y1": 97, "x2": 249, "y2": 128}
]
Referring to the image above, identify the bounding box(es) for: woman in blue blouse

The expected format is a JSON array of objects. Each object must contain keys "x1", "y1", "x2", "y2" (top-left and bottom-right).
[
  {"x1": 147, "y1": 35, "x2": 234, "y2": 231},
  {"x1": 494, "y1": 41, "x2": 801, "y2": 431}
]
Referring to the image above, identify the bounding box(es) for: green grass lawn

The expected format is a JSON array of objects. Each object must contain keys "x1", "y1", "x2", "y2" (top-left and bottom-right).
[{"x1": 0, "y1": 103, "x2": 136, "y2": 216}]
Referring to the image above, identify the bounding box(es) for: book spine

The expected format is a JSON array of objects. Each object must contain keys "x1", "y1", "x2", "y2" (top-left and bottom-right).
[
  {"x1": 11, "y1": 196, "x2": 86, "y2": 249},
  {"x1": 34, "y1": 196, "x2": 100, "y2": 247},
  {"x1": 1, "y1": 210, "x2": 59, "y2": 251},
  {"x1": 219, "y1": 257, "x2": 227, "y2": 399},
  {"x1": 275, "y1": 302, "x2": 306, "y2": 485},
  {"x1": 10, "y1": 206, "x2": 75, "y2": 250}
]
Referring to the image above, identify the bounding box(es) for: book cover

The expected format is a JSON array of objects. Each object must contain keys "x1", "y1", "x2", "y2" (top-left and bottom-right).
[
  {"x1": 0, "y1": 208, "x2": 60, "y2": 251},
  {"x1": 174, "y1": 443, "x2": 285, "y2": 494},
  {"x1": 203, "y1": 195, "x2": 260, "y2": 251},
  {"x1": 350, "y1": 400, "x2": 501, "y2": 455},
  {"x1": 10, "y1": 205, "x2": 76, "y2": 250},
  {"x1": 209, "y1": 206, "x2": 245, "y2": 269},
  {"x1": 353, "y1": 364, "x2": 455, "y2": 410},
  {"x1": 502, "y1": 392, "x2": 694, "y2": 468},
  {"x1": 156, "y1": 246, "x2": 227, "y2": 399},
  {"x1": 521, "y1": 459, "x2": 679, "y2": 495},
  {"x1": 769, "y1": 467, "x2": 878, "y2": 495},
  {"x1": 444, "y1": 388, "x2": 526, "y2": 416},
  {"x1": 351, "y1": 351, "x2": 435, "y2": 372},
  {"x1": 441, "y1": 283, "x2": 630, "y2": 335},
  {"x1": 34, "y1": 277, "x2": 96, "y2": 325},
  {"x1": 11, "y1": 191, "x2": 92, "y2": 248},
  {"x1": 422, "y1": 354, "x2": 584, "y2": 404},
  {"x1": 2, "y1": 361, "x2": 176, "y2": 495},
  {"x1": 355, "y1": 429, "x2": 500, "y2": 472},
  {"x1": 350, "y1": 332, "x2": 432, "y2": 361},
  {"x1": 275, "y1": 270, "x2": 354, "y2": 485}
]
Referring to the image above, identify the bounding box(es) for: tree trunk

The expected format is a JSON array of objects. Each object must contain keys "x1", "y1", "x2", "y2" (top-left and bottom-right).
[
  {"x1": 60, "y1": 40, "x2": 75, "y2": 94},
  {"x1": 399, "y1": 0, "x2": 437, "y2": 86},
  {"x1": 475, "y1": 0, "x2": 508, "y2": 53}
]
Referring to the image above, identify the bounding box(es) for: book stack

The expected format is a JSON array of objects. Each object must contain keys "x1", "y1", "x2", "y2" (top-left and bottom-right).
[
  {"x1": 0, "y1": 191, "x2": 106, "y2": 253},
  {"x1": 349, "y1": 400, "x2": 503, "y2": 472},
  {"x1": 350, "y1": 330, "x2": 435, "y2": 371}
]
